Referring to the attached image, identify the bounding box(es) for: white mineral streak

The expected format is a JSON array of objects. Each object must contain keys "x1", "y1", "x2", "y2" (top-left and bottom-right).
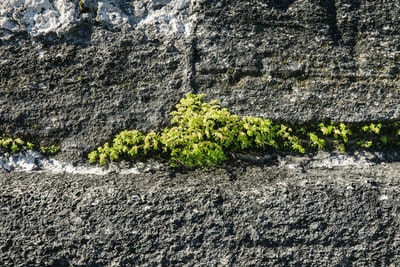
[
  {"x1": 0, "y1": 150, "x2": 381, "y2": 175},
  {"x1": 95, "y1": 0, "x2": 130, "y2": 28},
  {"x1": 137, "y1": 0, "x2": 192, "y2": 35},
  {"x1": 281, "y1": 151, "x2": 378, "y2": 170},
  {"x1": 0, "y1": 0, "x2": 76, "y2": 36},
  {"x1": 0, "y1": 0, "x2": 192, "y2": 38},
  {"x1": 306, "y1": 151, "x2": 379, "y2": 169},
  {"x1": 0, "y1": 151, "x2": 152, "y2": 175}
]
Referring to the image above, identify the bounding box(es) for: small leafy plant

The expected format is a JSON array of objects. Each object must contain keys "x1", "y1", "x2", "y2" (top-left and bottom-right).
[
  {"x1": 357, "y1": 123, "x2": 391, "y2": 149},
  {"x1": 318, "y1": 122, "x2": 352, "y2": 152},
  {"x1": 308, "y1": 132, "x2": 325, "y2": 150},
  {"x1": 89, "y1": 93, "x2": 305, "y2": 168},
  {"x1": 0, "y1": 135, "x2": 60, "y2": 156},
  {"x1": 40, "y1": 144, "x2": 61, "y2": 156},
  {"x1": 88, "y1": 130, "x2": 160, "y2": 166},
  {"x1": 0, "y1": 137, "x2": 25, "y2": 154},
  {"x1": 89, "y1": 93, "x2": 400, "y2": 168}
]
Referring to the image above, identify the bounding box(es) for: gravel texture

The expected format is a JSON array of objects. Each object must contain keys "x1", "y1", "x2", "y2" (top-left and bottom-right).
[{"x1": 2, "y1": 161, "x2": 400, "y2": 266}]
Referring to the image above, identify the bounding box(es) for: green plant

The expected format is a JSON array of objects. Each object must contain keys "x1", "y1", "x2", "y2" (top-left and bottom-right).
[
  {"x1": 357, "y1": 140, "x2": 373, "y2": 148},
  {"x1": 12, "y1": 138, "x2": 24, "y2": 153},
  {"x1": 40, "y1": 144, "x2": 61, "y2": 155},
  {"x1": 78, "y1": 0, "x2": 89, "y2": 13},
  {"x1": 89, "y1": 130, "x2": 146, "y2": 165},
  {"x1": 362, "y1": 123, "x2": 382, "y2": 134},
  {"x1": 276, "y1": 124, "x2": 305, "y2": 153},
  {"x1": 0, "y1": 137, "x2": 25, "y2": 154},
  {"x1": 160, "y1": 93, "x2": 246, "y2": 167},
  {"x1": 0, "y1": 135, "x2": 60, "y2": 156},
  {"x1": 309, "y1": 132, "x2": 325, "y2": 150},
  {"x1": 88, "y1": 94, "x2": 400, "y2": 168},
  {"x1": 357, "y1": 123, "x2": 387, "y2": 149},
  {"x1": 240, "y1": 116, "x2": 278, "y2": 149},
  {"x1": 27, "y1": 142, "x2": 34, "y2": 150},
  {"x1": 319, "y1": 122, "x2": 352, "y2": 143},
  {"x1": 318, "y1": 122, "x2": 351, "y2": 152},
  {"x1": 90, "y1": 93, "x2": 307, "y2": 168}
]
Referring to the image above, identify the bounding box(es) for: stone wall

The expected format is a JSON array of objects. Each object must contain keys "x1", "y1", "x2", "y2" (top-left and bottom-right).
[
  {"x1": 2, "y1": 163, "x2": 400, "y2": 266},
  {"x1": 1, "y1": 0, "x2": 399, "y2": 160},
  {"x1": 1, "y1": 1, "x2": 400, "y2": 266}
]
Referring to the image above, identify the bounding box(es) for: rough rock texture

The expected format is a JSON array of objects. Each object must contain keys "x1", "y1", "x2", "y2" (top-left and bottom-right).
[
  {"x1": 1, "y1": 162, "x2": 400, "y2": 266},
  {"x1": 1, "y1": 0, "x2": 400, "y2": 265},
  {"x1": 194, "y1": 0, "x2": 400, "y2": 121},
  {"x1": 0, "y1": 0, "x2": 400, "y2": 159},
  {"x1": 0, "y1": 0, "x2": 194, "y2": 160}
]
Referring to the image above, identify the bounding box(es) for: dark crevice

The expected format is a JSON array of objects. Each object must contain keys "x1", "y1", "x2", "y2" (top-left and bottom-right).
[
  {"x1": 268, "y1": 0, "x2": 296, "y2": 12},
  {"x1": 187, "y1": 11, "x2": 200, "y2": 95},
  {"x1": 323, "y1": 0, "x2": 342, "y2": 45},
  {"x1": 188, "y1": 38, "x2": 200, "y2": 94}
]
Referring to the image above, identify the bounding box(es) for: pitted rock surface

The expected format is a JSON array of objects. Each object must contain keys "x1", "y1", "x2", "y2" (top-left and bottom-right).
[
  {"x1": 1, "y1": 164, "x2": 400, "y2": 266},
  {"x1": 1, "y1": 0, "x2": 399, "y2": 160}
]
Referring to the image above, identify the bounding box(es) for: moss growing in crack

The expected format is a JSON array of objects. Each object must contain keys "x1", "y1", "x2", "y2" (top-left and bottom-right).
[
  {"x1": 78, "y1": 0, "x2": 90, "y2": 13},
  {"x1": 357, "y1": 123, "x2": 381, "y2": 148},
  {"x1": 88, "y1": 130, "x2": 160, "y2": 166},
  {"x1": 89, "y1": 93, "x2": 305, "y2": 168},
  {"x1": 40, "y1": 144, "x2": 61, "y2": 156},
  {"x1": 0, "y1": 137, "x2": 25, "y2": 154},
  {"x1": 308, "y1": 132, "x2": 325, "y2": 150},
  {"x1": 89, "y1": 93, "x2": 400, "y2": 168},
  {"x1": 0, "y1": 135, "x2": 60, "y2": 156},
  {"x1": 317, "y1": 122, "x2": 352, "y2": 152}
]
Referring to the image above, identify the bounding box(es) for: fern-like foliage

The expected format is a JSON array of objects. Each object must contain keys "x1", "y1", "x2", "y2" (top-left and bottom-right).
[
  {"x1": 89, "y1": 93, "x2": 305, "y2": 167},
  {"x1": 88, "y1": 93, "x2": 400, "y2": 168}
]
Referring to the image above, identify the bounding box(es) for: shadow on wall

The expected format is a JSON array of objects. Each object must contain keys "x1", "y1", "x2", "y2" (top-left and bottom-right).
[{"x1": 267, "y1": 0, "x2": 296, "y2": 12}]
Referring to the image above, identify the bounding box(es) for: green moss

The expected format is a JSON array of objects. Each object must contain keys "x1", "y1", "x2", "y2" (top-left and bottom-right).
[
  {"x1": 40, "y1": 144, "x2": 61, "y2": 156},
  {"x1": 88, "y1": 93, "x2": 400, "y2": 168},
  {"x1": 0, "y1": 135, "x2": 60, "y2": 156},
  {"x1": 0, "y1": 137, "x2": 25, "y2": 154},
  {"x1": 89, "y1": 93, "x2": 306, "y2": 168}
]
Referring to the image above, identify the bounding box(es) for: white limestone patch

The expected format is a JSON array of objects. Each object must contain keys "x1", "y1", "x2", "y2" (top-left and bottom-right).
[
  {"x1": 279, "y1": 151, "x2": 381, "y2": 171},
  {"x1": 0, "y1": 150, "x2": 385, "y2": 176},
  {"x1": 95, "y1": 0, "x2": 130, "y2": 29},
  {"x1": 137, "y1": 0, "x2": 192, "y2": 35},
  {"x1": 0, "y1": 150, "x2": 43, "y2": 172},
  {"x1": 0, "y1": 0, "x2": 77, "y2": 37},
  {"x1": 307, "y1": 151, "x2": 380, "y2": 169},
  {"x1": 0, "y1": 150, "x2": 164, "y2": 175},
  {"x1": 0, "y1": 0, "x2": 192, "y2": 38}
]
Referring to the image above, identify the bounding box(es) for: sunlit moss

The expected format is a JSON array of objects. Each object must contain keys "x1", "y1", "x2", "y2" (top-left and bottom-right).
[
  {"x1": 88, "y1": 93, "x2": 400, "y2": 168},
  {"x1": 0, "y1": 135, "x2": 60, "y2": 156}
]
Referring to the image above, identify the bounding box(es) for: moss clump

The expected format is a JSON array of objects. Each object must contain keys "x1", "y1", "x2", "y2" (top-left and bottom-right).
[
  {"x1": 88, "y1": 130, "x2": 160, "y2": 166},
  {"x1": 88, "y1": 93, "x2": 305, "y2": 168},
  {"x1": 40, "y1": 144, "x2": 61, "y2": 156},
  {"x1": 0, "y1": 137, "x2": 29, "y2": 154},
  {"x1": 0, "y1": 135, "x2": 60, "y2": 156},
  {"x1": 88, "y1": 93, "x2": 400, "y2": 168}
]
